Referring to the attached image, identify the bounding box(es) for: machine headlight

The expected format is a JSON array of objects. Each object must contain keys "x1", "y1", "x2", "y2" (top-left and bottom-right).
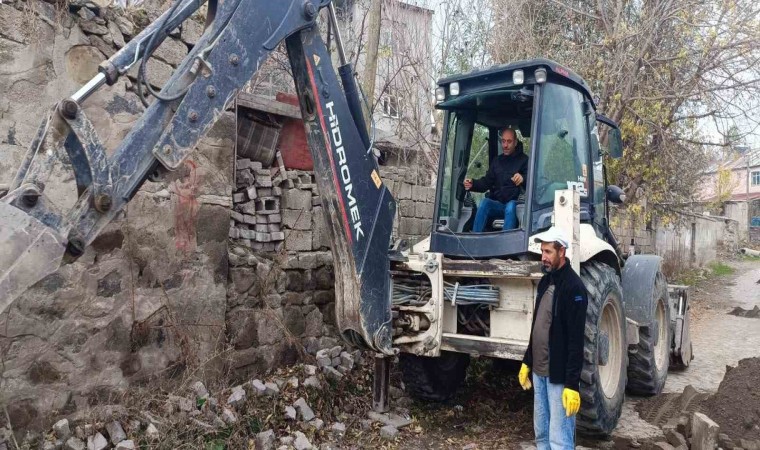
[
  {"x1": 535, "y1": 68, "x2": 547, "y2": 83},
  {"x1": 450, "y1": 82, "x2": 460, "y2": 96},
  {"x1": 435, "y1": 87, "x2": 446, "y2": 102},
  {"x1": 513, "y1": 69, "x2": 524, "y2": 85}
]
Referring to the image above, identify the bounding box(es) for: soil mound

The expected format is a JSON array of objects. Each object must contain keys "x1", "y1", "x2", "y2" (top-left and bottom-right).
[
  {"x1": 700, "y1": 357, "x2": 760, "y2": 442},
  {"x1": 728, "y1": 305, "x2": 760, "y2": 318}
]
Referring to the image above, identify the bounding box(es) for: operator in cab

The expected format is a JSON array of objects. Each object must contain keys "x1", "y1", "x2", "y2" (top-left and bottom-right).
[{"x1": 463, "y1": 127, "x2": 529, "y2": 231}]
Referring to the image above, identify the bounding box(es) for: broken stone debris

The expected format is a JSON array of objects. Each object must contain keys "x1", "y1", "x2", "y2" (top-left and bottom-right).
[
  {"x1": 256, "y1": 429, "x2": 276, "y2": 450},
  {"x1": 379, "y1": 425, "x2": 399, "y2": 440},
  {"x1": 87, "y1": 433, "x2": 108, "y2": 450},
  {"x1": 293, "y1": 431, "x2": 312, "y2": 450},
  {"x1": 227, "y1": 385, "x2": 247, "y2": 407},
  {"x1": 293, "y1": 397, "x2": 315, "y2": 421},
  {"x1": 30, "y1": 346, "x2": 380, "y2": 449},
  {"x1": 54, "y1": 419, "x2": 71, "y2": 440},
  {"x1": 284, "y1": 405, "x2": 298, "y2": 421},
  {"x1": 105, "y1": 420, "x2": 127, "y2": 444}
]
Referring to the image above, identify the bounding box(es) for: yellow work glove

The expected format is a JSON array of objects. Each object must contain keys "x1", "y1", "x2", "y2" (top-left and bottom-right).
[
  {"x1": 518, "y1": 363, "x2": 532, "y2": 390},
  {"x1": 562, "y1": 388, "x2": 580, "y2": 416}
]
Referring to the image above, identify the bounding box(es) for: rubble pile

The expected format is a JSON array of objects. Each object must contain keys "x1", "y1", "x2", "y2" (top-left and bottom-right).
[
  {"x1": 635, "y1": 359, "x2": 760, "y2": 450},
  {"x1": 700, "y1": 357, "x2": 760, "y2": 446},
  {"x1": 3, "y1": 345, "x2": 416, "y2": 450}
]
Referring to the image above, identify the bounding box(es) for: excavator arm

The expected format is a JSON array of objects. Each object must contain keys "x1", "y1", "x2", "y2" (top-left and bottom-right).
[{"x1": 0, "y1": 0, "x2": 397, "y2": 355}]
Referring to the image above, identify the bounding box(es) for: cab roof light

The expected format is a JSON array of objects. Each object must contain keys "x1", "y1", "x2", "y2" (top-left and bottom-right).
[
  {"x1": 535, "y1": 68, "x2": 547, "y2": 84},
  {"x1": 513, "y1": 69, "x2": 524, "y2": 85},
  {"x1": 435, "y1": 87, "x2": 446, "y2": 103},
  {"x1": 450, "y1": 82, "x2": 460, "y2": 96}
]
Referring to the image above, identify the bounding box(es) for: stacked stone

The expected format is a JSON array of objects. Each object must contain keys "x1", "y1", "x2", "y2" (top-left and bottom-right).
[
  {"x1": 377, "y1": 165, "x2": 436, "y2": 243},
  {"x1": 282, "y1": 170, "x2": 325, "y2": 252},
  {"x1": 229, "y1": 158, "x2": 285, "y2": 251}
]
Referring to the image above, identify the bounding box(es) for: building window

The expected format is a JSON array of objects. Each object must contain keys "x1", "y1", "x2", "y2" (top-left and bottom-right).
[
  {"x1": 753, "y1": 171, "x2": 760, "y2": 186},
  {"x1": 382, "y1": 95, "x2": 402, "y2": 119}
]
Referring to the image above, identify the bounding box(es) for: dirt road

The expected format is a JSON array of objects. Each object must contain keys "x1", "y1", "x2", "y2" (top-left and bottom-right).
[
  {"x1": 664, "y1": 259, "x2": 760, "y2": 393},
  {"x1": 611, "y1": 258, "x2": 760, "y2": 445}
]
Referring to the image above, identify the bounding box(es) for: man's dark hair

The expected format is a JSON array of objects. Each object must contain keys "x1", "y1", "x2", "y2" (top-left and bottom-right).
[{"x1": 553, "y1": 242, "x2": 564, "y2": 251}]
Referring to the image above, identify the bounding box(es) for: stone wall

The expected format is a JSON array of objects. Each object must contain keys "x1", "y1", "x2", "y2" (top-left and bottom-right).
[
  {"x1": 0, "y1": 0, "x2": 438, "y2": 430},
  {"x1": 223, "y1": 153, "x2": 435, "y2": 379},
  {"x1": 0, "y1": 0, "x2": 229, "y2": 431},
  {"x1": 611, "y1": 208, "x2": 739, "y2": 276},
  {"x1": 379, "y1": 164, "x2": 436, "y2": 245}
]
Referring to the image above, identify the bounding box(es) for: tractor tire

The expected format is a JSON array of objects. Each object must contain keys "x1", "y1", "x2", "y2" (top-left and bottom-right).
[
  {"x1": 627, "y1": 271, "x2": 671, "y2": 395},
  {"x1": 399, "y1": 351, "x2": 470, "y2": 402},
  {"x1": 578, "y1": 261, "x2": 628, "y2": 437}
]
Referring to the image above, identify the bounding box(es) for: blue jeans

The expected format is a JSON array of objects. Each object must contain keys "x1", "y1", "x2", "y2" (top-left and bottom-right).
[
  {"x1": 472, "y1": 198, "x2": 517, "y2": 232},
  {"x1": 533, "y1": 374, "x2": 576, "y2": 450}
]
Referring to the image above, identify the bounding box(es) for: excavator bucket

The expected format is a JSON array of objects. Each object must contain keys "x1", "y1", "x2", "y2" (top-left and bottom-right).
[{"x1": 0, "y1": 202, "x2": 66, "y2": 314}]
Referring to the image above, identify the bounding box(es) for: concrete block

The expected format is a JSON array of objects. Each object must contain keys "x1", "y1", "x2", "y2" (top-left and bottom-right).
[
  {"x1": 271, "y1": 231, "x2": 285, "y2": 241},
  {"x1": 243, "y1": 215, "x2": 257, "y2": 225},
  {"x1": 229, "y1": 228, "x2": 240, "y2": 239},
  {"x1": 255, "y1": 232, "x2": 272, "y2": 242},
  {"x1": 397, "y1": 183, "x2": 412, "y2": 200},
  {"x1": 399, "y1": 217, "x2": 416, "y2": 236},
  {"x1": 230, "y1": 211, "x2": 244, "y2": 222},
  {"x1": 257, "y1": 215, "x2": 268, "y2": 224},
  {"x1": 246, "y1": 186, "x2": 257, "y2": 200},
  {"x1": 258, "y1": 187, "x2": 273, "y2": 197},
  {"x1": 415, "y1": 202, "x2": 434, "y2": 218},
  {"x1": 233, "y1": 192, "x2": 247, "y2": 203},
  {"x1": 255, "y1": 178, "x2": 273, "y2": 188},
  {"x1": 238, "y1": 228, "x2": 256, "y2": 240},
  {"x1": 423, "y1": 187, "x2": 436, "y2": 202},
  {"x1": 269, "y1": 214, "x2": 282, "y2": 223},
  {"x1": 283, "y1": 189, "x2": 313, "y2": 210},
  {"x1": 255, "y1": 224, "x2": 269, "y2": 232},
  {"x1": 256, "y1": 197, "x2": 280, "y2": 212},
  {"x1": 283, "y1": 209, "x2": 313, "y2": 230},
  {"x1": 412, "y1": 185, "x2": 427, "y2": 201},
  {"x1": 690, "y1": 412, "x2": 719, "y2": 450},
  {"x1": 312, "y1": 195, "x2": 321, "y2": 207},
  {"x1": 237, "y1": 158, "x2": 254, "y2": 170},
  {"x1": 285, "y1": 230, "x2": 313, "y2": 251},
  {"x1": 237, "y1": 169, "x2": 255, "y2": 187},
  {"x1": 267, "y1": 224, "x2": 281, "y2": 232},
  {"x1": 398, "y1": 200, "x2": 415, "y2": 217},
  {"x1": 240, "y1": 200, "x2": 257, "y2": 215}
]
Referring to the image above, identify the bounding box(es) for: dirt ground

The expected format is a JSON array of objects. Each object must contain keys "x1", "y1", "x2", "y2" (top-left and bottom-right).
[
  {"x1": 13, "y1": 259, "x2": 758, "y2": 449},
  {"x1": 662, "y1": 259, "x2": 760, "y2": 394},
  {"x1": 410, "y1": 258, "x2": 760, "y2": 449},
  {"x1": 612, "y1": 258, "x2": 760, "y2": 447}
]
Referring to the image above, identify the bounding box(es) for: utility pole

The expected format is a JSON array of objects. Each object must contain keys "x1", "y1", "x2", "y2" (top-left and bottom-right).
[{"x1": 362, "y1": 0, "x2": 382, "y2": 134}]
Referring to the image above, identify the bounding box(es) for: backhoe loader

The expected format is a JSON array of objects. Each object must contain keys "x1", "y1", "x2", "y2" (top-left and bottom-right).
[{"x1": 0, "y1": 0, "x2": 691, "y2": 436}]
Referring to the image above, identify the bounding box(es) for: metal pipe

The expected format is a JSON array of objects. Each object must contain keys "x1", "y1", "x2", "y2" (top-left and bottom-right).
[
  {"x1": 71, "y1": 73, "x2": 107, "y2": 103},
  {"x1": 327, "y1": 2, "x2": 347, "y2": 66}
]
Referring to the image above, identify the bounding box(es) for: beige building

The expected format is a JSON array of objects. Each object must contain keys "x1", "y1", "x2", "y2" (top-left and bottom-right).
[
  {"x1": 336, "y1": 0, "x2": 436, "y2": 167},
  {"x1": 698, "y1": 148, "x2": 760, "y2": 203}
]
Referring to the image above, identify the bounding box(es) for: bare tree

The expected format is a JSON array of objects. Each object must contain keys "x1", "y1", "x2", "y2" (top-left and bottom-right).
[{"x1": 490, "y1": 0, "x2": 760, "y2": 215}]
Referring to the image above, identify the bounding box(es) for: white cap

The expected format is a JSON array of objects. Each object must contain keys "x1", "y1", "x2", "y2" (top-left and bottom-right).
[{"x1": 532, "y1": 226, "x2": 569, "y2": 249}]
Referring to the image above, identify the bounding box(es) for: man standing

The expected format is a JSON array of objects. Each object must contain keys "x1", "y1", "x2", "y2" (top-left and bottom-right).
[
  {"x1": 463, "y1": 128, "x2": 529, "y2": 231},
  {"x1": 519, "y1": 227, "x2": 588, "y2": 449}
]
